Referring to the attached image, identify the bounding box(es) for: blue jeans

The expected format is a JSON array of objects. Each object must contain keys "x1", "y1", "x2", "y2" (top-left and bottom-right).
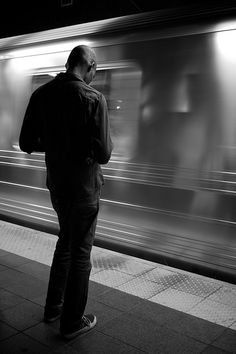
[{"x1": 45, "y1": 191, "x2": 99, "y2": 331}]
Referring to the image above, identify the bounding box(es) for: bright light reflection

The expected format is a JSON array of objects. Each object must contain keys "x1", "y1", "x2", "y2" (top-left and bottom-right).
[
  {"x1": 215, "y1": 30, "x2": 236, "y2": 62},
  {"x1": 8, "y1": 40, "x2": 92, "y2": 59}
]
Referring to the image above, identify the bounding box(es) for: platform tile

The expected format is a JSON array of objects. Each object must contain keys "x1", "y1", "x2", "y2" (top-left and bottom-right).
[
  {"x1": 0, "y1": 252, "x2": 31, "y2": 268},
  {"x1": 23, "y1": 322, "x2": 73, "y2": 352},
  {"x1": 208, "y1": 286, "x2": 236, "y2": 308},
  {"x1": 126, "y1": 300, "x2": 227, "y2": 345},
  {"x1": 90, "y1": 269, "x2": 134, "y2": 287},
  {"x1": 171, "y1": 275, "x2": 222, "y2": 297},
  {"x1": 91, "y1": 251, "x2": 128, "y2": 271},
  {"x1": 70, "y1": 330, "x2": 145, "y2": 354},
  {"x1": 188, "y1": 299, "x2": 236, "y2": 327},
  {"x1": 0, "y1": 333, "x2": 50, "y2": 354},
  {"x1": 16, "y1": 260, "x2": 50, "y2": 281},
  {"x1": 1, "y1": 300, "x2": 43, "y2": 331},
  {"x1": 110, "y1": 258, "x2": 156, "y2": 276},
  {"x1": 116, "y1": 276, "x2": 167, "y2": 299},
  {"x1": 141, "y1": 267, "x2": 187, "y2": 287},
  {"x1": 201, "y1": 345, "x2": 233, "y2": 353},
  {"x1": 98, "y1": 312, "x2": 207, "y2": 353},
  {"x1": 0, "y1": 288, "x2": 25, "y2": 310},
  {"x1": 0, "y1": 321, "x2": 18, "y2": 341},
  {"x1": 95, "y1": 287, "x2": 144, "y2": 312},
  {"x1": 211, "y1": 328, "x2": 236, "y2": 353},
  {"x1": 149, "y1": 287, "x2": 203, "y2": 312},
  {"x1": 2, "y1": 271, "x2": 47, "y2": 300}
]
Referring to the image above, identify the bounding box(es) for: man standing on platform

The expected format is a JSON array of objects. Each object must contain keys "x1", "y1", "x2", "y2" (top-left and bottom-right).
[{"x1": 19, "y1": 45, "x2": 113, "y2": 339}]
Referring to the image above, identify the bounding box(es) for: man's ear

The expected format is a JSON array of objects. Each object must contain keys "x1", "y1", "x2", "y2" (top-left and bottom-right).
[{"x1": 87, "y1": 61, "x2": 95, "y2": 72}]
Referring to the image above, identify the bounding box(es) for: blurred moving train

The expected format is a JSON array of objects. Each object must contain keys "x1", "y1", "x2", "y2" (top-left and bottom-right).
[{"x1": 0, "y1": 7, "x2": 236, "y2": 283}]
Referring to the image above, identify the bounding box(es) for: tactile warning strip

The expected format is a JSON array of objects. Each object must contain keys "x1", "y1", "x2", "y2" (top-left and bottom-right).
[
  {"x1": 0, "y1": 221, "x2": 55, "y2": 265},
  {"x1": 0, "y1": 219, "x2": 236, "y2": 330}
]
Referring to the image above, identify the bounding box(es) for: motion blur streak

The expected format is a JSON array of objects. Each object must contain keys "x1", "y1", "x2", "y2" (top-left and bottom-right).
[
  {"x1": 214, "y1": 30, "x2": 236, "y2": 178},
  {"x1": 0, "y1": 9, "x2": 236, "y2": 283}
]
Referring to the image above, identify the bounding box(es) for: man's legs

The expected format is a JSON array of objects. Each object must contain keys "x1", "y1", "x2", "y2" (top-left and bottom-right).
[{"x1": 44, "y1": 192, "x2": 99, "y2": 331}]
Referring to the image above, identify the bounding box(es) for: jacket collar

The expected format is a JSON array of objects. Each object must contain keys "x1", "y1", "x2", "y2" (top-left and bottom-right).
[
  {"x1": 56, "y1": 72, "x2": 85, "y2": 83},
  {"x1": 64, "y1": 71, "x2": 84, "y2": 82}
]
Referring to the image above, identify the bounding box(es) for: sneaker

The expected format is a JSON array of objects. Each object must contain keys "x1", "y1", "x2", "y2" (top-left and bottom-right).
[
  {"x1": 44, "y1": 306, "x2": 62, "y2": 323},
  {"x1": 61, "y1": 314, "x2": 97, "y2": 339}
]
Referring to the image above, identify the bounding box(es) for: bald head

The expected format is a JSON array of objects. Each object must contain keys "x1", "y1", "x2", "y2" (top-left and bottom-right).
[{"x1": 66, "y1": 45, "x2": 97, "y2": 84}]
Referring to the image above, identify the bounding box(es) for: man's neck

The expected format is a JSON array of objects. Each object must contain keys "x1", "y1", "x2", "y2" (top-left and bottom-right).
[{"x1": 66, "y1": 68, "x2": 84, "y2": 82}]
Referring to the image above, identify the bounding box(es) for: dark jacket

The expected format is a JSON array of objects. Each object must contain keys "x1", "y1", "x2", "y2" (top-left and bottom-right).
[{"x1": 19, "y1": 72, "x2": 113, "y2": 198}]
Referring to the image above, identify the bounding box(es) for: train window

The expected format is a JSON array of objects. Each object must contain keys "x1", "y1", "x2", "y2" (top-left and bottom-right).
[
  {"x1": 31, "y1": 74, "x2": 55, "y2": 92},
  {"x1": 92, "y1": 66, "x2": 142, "y2": 161},
  {"x1": 31, "y1": 64, "x2": 142, "y2": 161}
]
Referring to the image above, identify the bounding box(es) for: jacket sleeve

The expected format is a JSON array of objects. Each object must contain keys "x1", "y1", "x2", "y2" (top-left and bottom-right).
[
  {"x1": 19, "y1": 92, "x2": 45, "y2": 154},
  {"x1": 92, "y1": 94, "x2": 113, "y2": 164}
]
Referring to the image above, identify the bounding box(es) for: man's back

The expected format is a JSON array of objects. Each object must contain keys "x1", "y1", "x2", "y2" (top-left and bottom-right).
[{"x1": 20, "y1": 71, "x2": 112, "y2": 197}]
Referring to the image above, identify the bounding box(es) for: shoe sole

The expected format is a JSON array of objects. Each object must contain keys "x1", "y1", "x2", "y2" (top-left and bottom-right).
[{"x1": 61, "y1": 316, "x2": 97, "y2": 339}]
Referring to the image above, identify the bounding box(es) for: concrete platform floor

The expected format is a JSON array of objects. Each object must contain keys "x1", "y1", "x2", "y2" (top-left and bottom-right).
[{"x1": 0, "y1": 220, "x2": 236, "y2": 353}]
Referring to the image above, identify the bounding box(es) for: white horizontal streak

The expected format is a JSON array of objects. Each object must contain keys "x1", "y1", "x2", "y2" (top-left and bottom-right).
[
  {"x1": 0, "y1": 208, "x2": 57, "y2": 224},
  {"x1": 0, "y1": 180, "x2": 47, "y2": 191},
  {"x1": 0, "y1": 197, "x2": 52, "y2": 210},
  {"x1": 0, "y1": 155, "x2": 44, "y2": 163},
  {"x1": 0, "y1": 201, "x2": 55, "y2": 218},
  {"x1": 0, "y1": 161, "x2": 45, "y2": 170}
]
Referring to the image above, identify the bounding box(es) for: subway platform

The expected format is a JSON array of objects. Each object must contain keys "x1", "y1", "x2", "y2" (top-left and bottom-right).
[{"x1": 0, "y1": 220, "x2": 235, "y2": 354}]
